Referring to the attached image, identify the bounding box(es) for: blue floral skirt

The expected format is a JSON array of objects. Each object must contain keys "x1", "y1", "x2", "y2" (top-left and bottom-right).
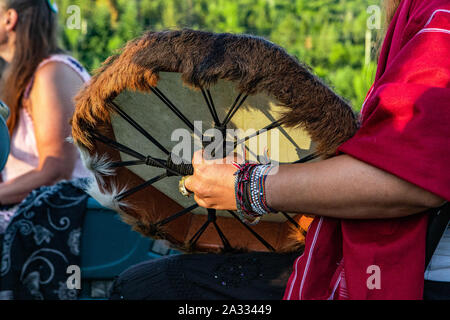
[{"x1": 0, "y1": 179, "x2": 89, "y2": 300}]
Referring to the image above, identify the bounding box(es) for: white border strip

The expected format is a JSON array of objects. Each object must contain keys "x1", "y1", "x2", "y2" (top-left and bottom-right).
[
  {"x1": 285, "y1": 253, "x2": 304, "y2": 300},
  {"x1": 328, "y1": 272, "x2": 343, "y2": 300},
  {"x1": 298, "y1": 217, "x2": 324, "y2": 300},
  {"x1": 417, "y1": 28, "x2": 450, "y2": 36},
  {"x1": 424, "y1": 9, "x2": 450, "y2": 28},
  {"x1": 416, "y1": 9, "x2": 450, "y2": 36}
]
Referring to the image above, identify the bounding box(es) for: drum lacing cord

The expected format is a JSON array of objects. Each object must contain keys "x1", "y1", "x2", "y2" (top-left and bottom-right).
[
  {"x1": 188, "y1": 209, "x2": 233, "y2": 251},
  {"x1": 86, "y1": 88, "x2": 320, "y2": 253},
  {"x1": 89, "y1": 127, "x2": 316, "y2": 251},
  {"x1": 160, "y1": 155, "x2": 194, "y2": 176},
  {"x1": 90, "y1": 128, "x2": 315, "y2": 247}
]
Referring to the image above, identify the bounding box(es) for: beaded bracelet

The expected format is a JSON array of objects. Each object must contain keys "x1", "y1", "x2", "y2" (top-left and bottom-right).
[
  {"x1": 233, "y1": 163, "x2": 259, "y2": 225},
  {"x1": 233, "y1": 162, "x2": 276, "y2": 225},
  {"x1": 249, "y1": 165, "x2": 275, "y2": 215}
]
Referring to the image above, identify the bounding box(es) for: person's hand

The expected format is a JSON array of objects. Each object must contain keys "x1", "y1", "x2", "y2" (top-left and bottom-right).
[{"x1": 184, "y1": 150, "x2": 239, "y2": 210}]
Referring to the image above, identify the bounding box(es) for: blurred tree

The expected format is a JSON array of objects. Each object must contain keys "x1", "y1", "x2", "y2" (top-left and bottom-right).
[{"x1": 55, "y1": 0, "x2": 382, "y2": 111}]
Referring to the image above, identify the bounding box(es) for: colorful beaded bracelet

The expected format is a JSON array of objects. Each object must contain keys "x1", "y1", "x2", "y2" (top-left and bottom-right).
[{"x1": 233, "y1": 162, "x2": 276, "y2": 225}]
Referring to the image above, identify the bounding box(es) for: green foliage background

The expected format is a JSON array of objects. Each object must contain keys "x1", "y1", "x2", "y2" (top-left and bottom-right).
[{"x1": 55, "y1": 0, "x2": 383, "y2": 112}]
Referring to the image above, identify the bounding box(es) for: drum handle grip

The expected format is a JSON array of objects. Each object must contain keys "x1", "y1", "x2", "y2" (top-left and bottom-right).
[
  {"x1": 145, "y1": 155, "x2": 194, "y2": 176},
  {"x1": 166, "y1": 157, "x2": 194, "y2": 176}
]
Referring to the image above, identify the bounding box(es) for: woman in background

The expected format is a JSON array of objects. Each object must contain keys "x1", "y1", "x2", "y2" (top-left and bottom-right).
[
  {"x1": 0, "y1": 0, "x2": 90, "y2": 230},
  {"x1": 0, "y1": 0, "x2": 91, "y2": 300}
]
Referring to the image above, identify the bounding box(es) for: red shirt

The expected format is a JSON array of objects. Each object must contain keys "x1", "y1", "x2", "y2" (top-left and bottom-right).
[{"x1": 284, "y1": 0, "x2": 450, "y2": 300}]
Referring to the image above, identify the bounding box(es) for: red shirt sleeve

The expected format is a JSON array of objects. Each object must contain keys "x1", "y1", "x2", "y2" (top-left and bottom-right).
[{"x1": 339, "y1": 15, "x2": 450, "y2": 201}]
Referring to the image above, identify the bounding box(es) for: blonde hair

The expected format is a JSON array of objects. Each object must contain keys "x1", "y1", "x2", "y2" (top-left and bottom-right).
[{"x1": 384, "y1": 0, "x2": 402, "y2": 26}]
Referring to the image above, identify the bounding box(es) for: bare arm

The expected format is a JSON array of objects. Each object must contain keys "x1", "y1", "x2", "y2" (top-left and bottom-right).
[
  {"x1": 265, "y1": 154, "x2": 446, "y2": 219},
  {"x1": 0, "y1": 62, "x2": 84, "y2": 205},
  {"x1": 185, "y1": 152, "x2": 446, "y2": 220}
]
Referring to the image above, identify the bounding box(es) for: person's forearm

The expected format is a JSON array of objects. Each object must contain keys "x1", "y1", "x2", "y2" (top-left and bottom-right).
[
  {"x1": 0, "y1": 158, "x2": 73, "y2": 205},
  {"x1": 266, "y1": 155, "x2": 446, "y2": 219}
]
